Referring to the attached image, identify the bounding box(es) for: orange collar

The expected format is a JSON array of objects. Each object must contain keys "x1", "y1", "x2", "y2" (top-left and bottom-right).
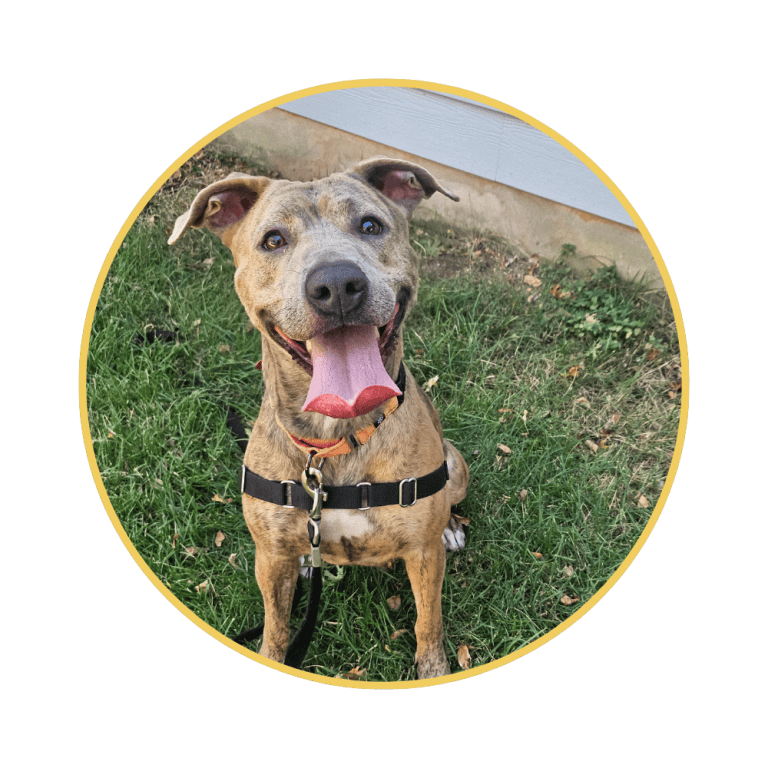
[{"x1": 273, "y1": 362, "x2": 406, "y2": 459}]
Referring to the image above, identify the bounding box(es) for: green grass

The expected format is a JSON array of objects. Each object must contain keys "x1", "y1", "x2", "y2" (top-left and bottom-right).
[{"x1": 86, "y1": 167, "x2": 682, "y2": 682}]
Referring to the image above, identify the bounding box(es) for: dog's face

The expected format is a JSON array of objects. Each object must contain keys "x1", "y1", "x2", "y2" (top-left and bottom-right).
[{"x1": 170, "y1": 157, "x2": 458, "y2": 418}]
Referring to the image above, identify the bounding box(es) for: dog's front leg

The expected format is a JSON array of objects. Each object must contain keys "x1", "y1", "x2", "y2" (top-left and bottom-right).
[
  {"x1": 404, "y1": 541, "x2": 451, "y2": 679},
  {"x1": 254, "y1": 554, "x2": 298, "y2": 663}
]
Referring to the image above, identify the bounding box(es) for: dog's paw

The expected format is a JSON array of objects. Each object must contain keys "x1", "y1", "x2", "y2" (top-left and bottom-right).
[{"x1": 442, "y1": 509, "x2": 468, "y2": 552}]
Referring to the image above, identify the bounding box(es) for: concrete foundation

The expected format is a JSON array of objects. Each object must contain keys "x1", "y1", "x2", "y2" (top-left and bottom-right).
[{"x1": 214, "y1": 108, "x2": 663, "y2": 290}]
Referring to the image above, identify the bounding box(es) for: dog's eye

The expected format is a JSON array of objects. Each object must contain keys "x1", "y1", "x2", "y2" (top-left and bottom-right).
[
  {"x1": 261, "y1": 231, "x2": 287, "y2": 251},
  {"x1": 360, "y1": 217, "x2": 384, "y2": 236}
]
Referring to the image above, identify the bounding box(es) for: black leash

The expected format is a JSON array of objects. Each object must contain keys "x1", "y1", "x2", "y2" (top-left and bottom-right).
[{"x1": 227, "y1": 407, "x2": 324, "y2": 670}]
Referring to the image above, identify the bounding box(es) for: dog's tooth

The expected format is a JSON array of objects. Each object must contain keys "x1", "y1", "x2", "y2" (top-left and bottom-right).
[{"x1": 305, "y1": 339, "x2": 312, "y2": 352}]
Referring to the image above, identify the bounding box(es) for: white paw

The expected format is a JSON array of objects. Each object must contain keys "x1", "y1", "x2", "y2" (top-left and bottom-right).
[{"x1": 442, "y1": 515, "x2": 466, "y2": 552}]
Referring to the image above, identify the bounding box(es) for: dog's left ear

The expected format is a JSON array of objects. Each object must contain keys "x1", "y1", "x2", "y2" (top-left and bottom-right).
[{"x1": 351, "y1": 157, "x2": 459, "y2": 218}]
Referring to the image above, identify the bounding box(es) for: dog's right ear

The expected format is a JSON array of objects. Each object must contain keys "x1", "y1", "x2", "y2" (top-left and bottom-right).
[{"x1": 167, "y1": 172, "x2": 272, "y2": 250}]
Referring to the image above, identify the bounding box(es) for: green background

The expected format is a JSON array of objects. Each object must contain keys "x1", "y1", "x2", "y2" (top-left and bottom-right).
[{"x1": 3, "y1": 2, "x2": 764, "y2": 765}]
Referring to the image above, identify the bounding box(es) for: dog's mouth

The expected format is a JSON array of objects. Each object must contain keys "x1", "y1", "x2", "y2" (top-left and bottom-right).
[{"x1": 269, "y1": 298, "x2": 407, "y2": 420}]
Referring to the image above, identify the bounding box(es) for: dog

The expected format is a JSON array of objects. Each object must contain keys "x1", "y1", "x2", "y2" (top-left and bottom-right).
[{"x1": 169, "y1": 157, "x2": 469, "y2": 679}]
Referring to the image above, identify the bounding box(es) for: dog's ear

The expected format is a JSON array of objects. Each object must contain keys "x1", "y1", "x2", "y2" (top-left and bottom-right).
[
  {"x1": 167, "y1": 172, "x2": 272, "y2": 249},
  {"x1": 351, "y1": 157, "x2": 459, "y2": 218}
]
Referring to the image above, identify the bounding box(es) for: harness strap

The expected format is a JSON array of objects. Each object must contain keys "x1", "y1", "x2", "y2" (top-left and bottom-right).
[{"x1": 242, "y1": 461, "x2": 449, "y2": 510}]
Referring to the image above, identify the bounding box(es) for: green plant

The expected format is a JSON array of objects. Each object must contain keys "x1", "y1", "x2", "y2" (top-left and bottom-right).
[{"x1": 539, "y1": 258, "x2": 657, "y2": 357}]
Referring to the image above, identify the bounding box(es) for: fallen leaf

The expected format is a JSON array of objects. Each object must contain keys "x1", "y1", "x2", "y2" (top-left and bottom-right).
[
  {"x1": 212, "y1": 494, "x2": 233, "y2": 504},
  {"x1": 574, "y1": 396, "x2": 590, "y2": 408},
  {"x1": 387, "y1": 595, "x2": 402, "y2": 611},
  {"x1": 585, "y1": 439, "x2": 599, "y2": 453},
  {"x1": 338, "y1": 666, "x2": 367, "y2": 680},
  {"x1": 424, "y1": 375, "x2": 439, "y2": 392},
  {"x1": 457, "y1": 644, "x2": 472, "y2": 670},
  {"x1": 498, "y1": 408, "x2": 512, "y2": 413},
  {"x1": 215, "y1": 531, "x2": 226, "y2": 547},
  {"x1": 228, "y1": 553, "x2": 238, "y2": 568},
  {"x1": 646, "y1": 348, "x2": 660, "y2": 361},
  {"x1": 563, "y1": 565, "x2": 574, "y2": 577},
  {"x1": 195, "y1": 580, "x2": 209, "y2": 593},
  {"x1": 560, "y1": 594, "x2": 579, "y2": 606},
  {"x1": 390, "y1": 629, "x2": 408, "y2": 640},
  {"x1": 638, "y1": 494, "x2": 650, "y2": 508},
  {"x1": 567, "y1": 365, "x2": 582, "y2": 378},
  {"x1": 584, "y1": 313, "x2": 598, "y2": 325},
  {"x1": 532, "y1": 552, "x2": 543, "y2": 560},
  {"x1": 183, "y1": 546, "x2": 198, "y2": 558},
  {"x1": 523, "y1": 274, "x2": 542, "y2": 288},
  {"x1": 519, "y1": 489, "x2": 528, "y2": 501},
  {"x1": 171, "y1": 533, "x2": 179, "y2": 549},
  {"x1": 497, "y1": 444, "x2": 512, "y2": 455}
]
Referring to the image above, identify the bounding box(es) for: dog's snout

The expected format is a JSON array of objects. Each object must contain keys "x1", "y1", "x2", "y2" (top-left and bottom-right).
[{"x1": 305, "y1": 261, "x2": 369, "y2": 319}]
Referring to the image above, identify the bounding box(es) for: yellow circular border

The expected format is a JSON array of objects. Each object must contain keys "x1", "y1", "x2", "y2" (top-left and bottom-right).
[{"x1": 79, "y1": 78, "x2": 689, "y2": 689}]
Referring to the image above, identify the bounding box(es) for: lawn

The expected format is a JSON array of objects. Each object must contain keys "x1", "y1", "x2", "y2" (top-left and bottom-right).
[{"x1": 84, "y1": 149, "x2": 683, "y2": 683}]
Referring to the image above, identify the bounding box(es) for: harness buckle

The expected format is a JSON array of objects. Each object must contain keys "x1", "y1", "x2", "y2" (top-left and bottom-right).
[
  {"x1": 356, "y1": 481, "x2": 371, "y2": 511},
  {"x1": 281, "y1": 480, "x2": 297, "y2": 509},
  {"x1": 399, "y1": 477, "x2": 417, "y2": 507}
]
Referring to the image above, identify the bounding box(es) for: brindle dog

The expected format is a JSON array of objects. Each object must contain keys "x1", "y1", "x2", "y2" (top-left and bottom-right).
[{"x1": 169, "y1": 157, "x2": 469, "y2": 679}]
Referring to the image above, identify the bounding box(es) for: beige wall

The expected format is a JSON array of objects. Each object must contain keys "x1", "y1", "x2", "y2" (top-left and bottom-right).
[{"x1": 215, "y1": 108, "x2": 663, "y2": 290}]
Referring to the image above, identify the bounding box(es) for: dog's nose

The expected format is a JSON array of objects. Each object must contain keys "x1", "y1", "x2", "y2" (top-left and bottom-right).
[{"x1": 305, "y1": 261, "x2": 369, "y2": 319}]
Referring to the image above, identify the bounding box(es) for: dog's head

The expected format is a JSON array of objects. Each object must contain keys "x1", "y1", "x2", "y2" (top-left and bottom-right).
[{"x1": 169, "y1": 157, "x2": 458, "y2": 418}]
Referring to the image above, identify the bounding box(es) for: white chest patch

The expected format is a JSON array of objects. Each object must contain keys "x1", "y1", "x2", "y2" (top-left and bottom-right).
[{"x1": 320, "y1": 509, "x2": 375, "y2": 542}]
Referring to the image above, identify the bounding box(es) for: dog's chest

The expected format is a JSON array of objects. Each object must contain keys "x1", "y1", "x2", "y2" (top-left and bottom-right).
[{"x1": 318, "y1": 509, "x2": 396, "y2": 566}]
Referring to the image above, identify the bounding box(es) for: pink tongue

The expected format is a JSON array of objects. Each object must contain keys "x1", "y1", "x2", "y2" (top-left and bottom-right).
[{"x1": 302, "y1": 325, "x2": 401, "y2": 419}]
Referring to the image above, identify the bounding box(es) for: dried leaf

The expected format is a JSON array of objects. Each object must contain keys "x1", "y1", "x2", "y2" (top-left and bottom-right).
[
  {"x1": 584, "y1": 313, "x2": 598, "y2": 325},
  {"x1": 386, "y1": 595, "x2": 402, "y2": 611},
  {"x1": 567, "y1": 365, "x2": 582, "y2": 378},
  {"x1": 523, "y1": 274, "x2": 542, "y2": 288},
  {"x1": 646, "y1": 348, "x2": 660, "y2": 361},
  {"x1": 424, "y1": 375, "x2": 439, "y2": 392},
  {"x1": 637, "y1": 494, "x2": 650, "y2": 508},
  {"x1": 574, "y1": 396, "x2": 590, "y2": 408},
  {"x1": 497, "y1": 444, "x2": 512, "y2": 455},
  {"x1": 532, "y1": 552, "x2": 543, "y2": 560},
  {"x1": 338, "y1": 666, "x2": 367, "y2": 680},
  {"x1": 212, "y1": 494, "x2": 233, "y2": 504},
  {"x1": 183, "y1": 546, "x2": 198, "y2": 558},
  {"x1": 563, "y1": 565, "x2": 574, "y2": 577},
  {"x1": 228, "y1": 553, "x2": 238, "y2": 568},
  {"x1": 457, "y1": 644, "x2": 472, "y2": 670},
  {"x1": 195, "y1": 580, "x2": 209, "y2": 593},
  {"x1": 585, "y1": 439, "x2": 599, "y2": 453},
  {"x1": 214, "y1": 531, "x2": 226, "y2": 547},
  {"x1": 498, "y1": 408, "x2": 512, "y2": 413},
  {"x1": 560, "y1": 594, "x2": 579, "y2": 606},
  {"x1": 519, "y1": 489, "x2": 528, "y2": 501},
  {"x1": 171, "y1": 533, "x2": 179, "y2": 549},
  {"x1": 390, "y1": 629, "x2": 408, "y2": 640}
]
